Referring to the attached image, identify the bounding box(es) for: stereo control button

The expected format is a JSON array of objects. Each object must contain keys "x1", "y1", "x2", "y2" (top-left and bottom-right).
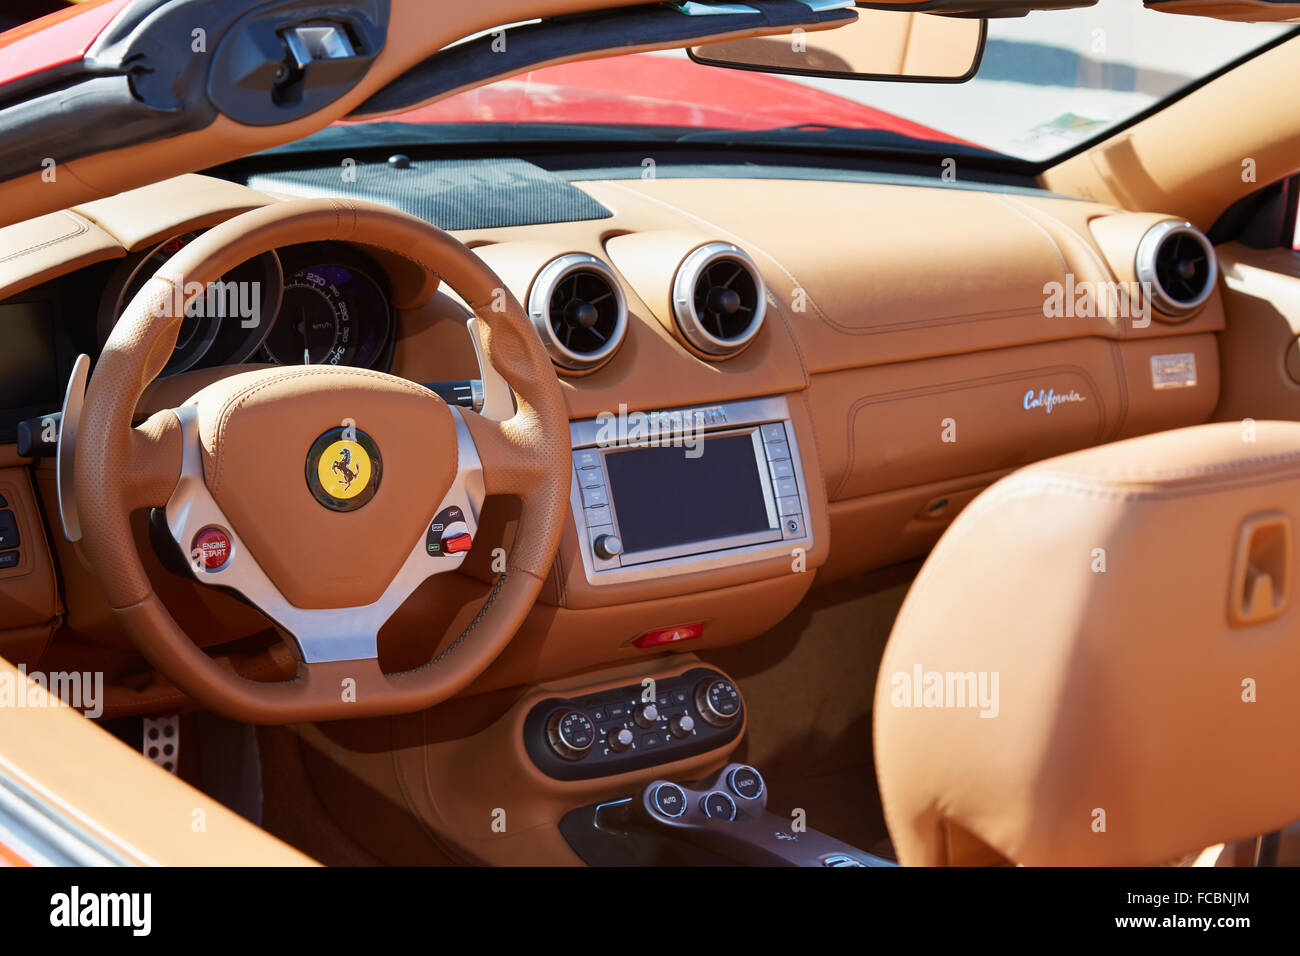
[{"x1": 593, "y1": 533, "x2": 623, "y2": 559}]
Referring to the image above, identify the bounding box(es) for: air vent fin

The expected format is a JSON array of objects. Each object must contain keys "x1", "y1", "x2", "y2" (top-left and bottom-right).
[
  {"x1": 527, "y1": 254, "x2": 628, "y2": 371},
  {"x1": 672, "y1": 243, "x2": 766, "y2": 358},
  {"x1": 1136, "y1": 221, "x2": 1218, "y2": 319}
]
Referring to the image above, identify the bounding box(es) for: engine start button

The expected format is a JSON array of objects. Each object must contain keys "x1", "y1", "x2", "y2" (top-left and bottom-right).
[{"x1": 191, "y1": 526, "x2": 232, "y2": 571}]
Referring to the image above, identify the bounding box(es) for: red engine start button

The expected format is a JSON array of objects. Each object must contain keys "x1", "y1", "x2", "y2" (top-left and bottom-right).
[{"x1": 191, "y1": 526, "x2": 232, "y2": 571}]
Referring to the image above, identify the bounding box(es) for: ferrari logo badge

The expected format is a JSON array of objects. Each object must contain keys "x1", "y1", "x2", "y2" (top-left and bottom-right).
[{"x1": 306, "y1": 428, "x2": 382, "y2": 512}]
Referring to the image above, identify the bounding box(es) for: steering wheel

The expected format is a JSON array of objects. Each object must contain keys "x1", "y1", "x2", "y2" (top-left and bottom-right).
[{"x1": 74, "y1": 199, "x2": 570, "y2": 723}]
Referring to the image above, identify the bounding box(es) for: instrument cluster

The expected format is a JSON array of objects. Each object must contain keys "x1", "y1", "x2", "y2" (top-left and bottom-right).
[{"x1": 97, "y1": 237, "x2": 395, "y2": 378}]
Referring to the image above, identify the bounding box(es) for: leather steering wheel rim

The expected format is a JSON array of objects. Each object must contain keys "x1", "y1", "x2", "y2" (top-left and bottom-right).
[{"x1": 75, "y1": 198, "x2": 570, "y2": 723}]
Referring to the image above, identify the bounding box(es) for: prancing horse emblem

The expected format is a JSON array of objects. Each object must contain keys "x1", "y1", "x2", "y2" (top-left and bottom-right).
[
  {"x1": 306, "y1": 427, "x2": 382, "y2": 512},
  {"x1": 331, "y1": 447, "x2": 360, "y2": 492}
]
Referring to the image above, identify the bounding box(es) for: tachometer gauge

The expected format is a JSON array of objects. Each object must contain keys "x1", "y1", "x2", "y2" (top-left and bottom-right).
[{"x1": 97, "y1": 232, "x2": 283, "y2": 376}]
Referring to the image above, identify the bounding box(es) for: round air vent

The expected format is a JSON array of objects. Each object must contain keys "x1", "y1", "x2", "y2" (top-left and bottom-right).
[
  {"x1": 671, "y1": 242, "x2": 766, "y2": 358},
  {"x1": 1135, "y1": 220, "x2": 1218, "y2": 318},
  {"x1": 527, "y1": 253, "x2": 628, "y2": 371}
]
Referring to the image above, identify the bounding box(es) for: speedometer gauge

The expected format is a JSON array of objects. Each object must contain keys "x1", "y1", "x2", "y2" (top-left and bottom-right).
[{"x1": 260, "y1": 248, "x2": 393, "y2": 371}]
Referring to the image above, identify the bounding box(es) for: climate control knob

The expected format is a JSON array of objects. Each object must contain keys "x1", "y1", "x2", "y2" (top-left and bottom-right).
[
  {"x1": 695, "y1": 678, "x2": 742, "y2": 727},
  {"x1": 545, "y1": 709, "x2": 595, "y2": 760},
  {"x1": 669, "y1": 714, "x2": 695, "y2": 739},
  {"x1": 607, "y1": 727, "x2": 634, "y2": 753},
  {"x1": 633, "y1": 702, "x2": 659, "y2": 729}
]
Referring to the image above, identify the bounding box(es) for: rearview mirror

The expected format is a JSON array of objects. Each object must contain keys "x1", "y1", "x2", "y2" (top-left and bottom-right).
[{"x1": 688, "y1": 10, "x2": 986, "y2": 83}]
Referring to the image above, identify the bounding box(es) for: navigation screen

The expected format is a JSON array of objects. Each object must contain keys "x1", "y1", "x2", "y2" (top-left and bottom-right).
[{"x1": 603, "y1": 433, "x2": 773, "y2": 554}]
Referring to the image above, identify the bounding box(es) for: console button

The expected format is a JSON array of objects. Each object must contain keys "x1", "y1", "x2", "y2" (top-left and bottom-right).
[
  {"x1": 651, "y1": 783, "x2": 686, "y2": 818},
  {"x1": 633, "y1": 702, "x2": 659, "y2": 728},
  {"x1": 640, "y1": 733, "x2": 664, "y2": 751},
  {"x1": 191, "y1": 526, "x2": 231, "y2": 570},
  {"x1": 607, "y1": 727, "x2": 634, "y2": 753},
  {"x1": 593, "y1": 533, "x2": 623, "y2": 560},
  {"x1": 774, "y1": 477, "x2": 799, "y2": 499},
  {"x1": 634, "y1": 622, "x2": 703, "y2": 648},
  {"x1": 760, "y1": 423, "x2": 787, "y2": 444},
  {"x1": 765, "y1": 441, "x2": 790, "y2": 463},
  {"x1": 669, "y1": 714, "x2": 695, "y2": 739},
  {"x1": 577, "y1": 468, "x2": 603, "y2": 489},
  {"x1": 573, "y1": 449, "x2": 600, "y2": 470},
  {"x1": 701, "y1": 790, "x2": 737, "y2": 821},
  {"x1": 581, "y1": 486, "x2": 608, "y2": 508},
  {"x1": 696, "y1": 678, "x2": 742, "y2": 726},
  {"x1": 728, "y1": 765, "x2": 765, "y2": 800},
  {"x1": 583, "y1": 505, "x2": 610, "y2": 528},
  {"x1": 777, "y1": 495, "x2": 801, "y2": 516},
  {"x1": 606, "y1": 700, "x2": 630, "y2": 720},
  {"x1": 769, "y1": 458, "x2": 794, "y2": 480},
  {"x1": 0, "y1": 551, "x2": 19, "y2": 570},
  {"x1": 546, "y1": 709, "x2": 596, "y2": 760},
  {"x1": 0, "y1": 510, "x2": 20, "y2": 550}
]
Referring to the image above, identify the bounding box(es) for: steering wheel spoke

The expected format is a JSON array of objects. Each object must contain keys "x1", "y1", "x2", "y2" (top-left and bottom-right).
[{"x1": 162, "y1": 402, "x2": 485, "y2": 663}]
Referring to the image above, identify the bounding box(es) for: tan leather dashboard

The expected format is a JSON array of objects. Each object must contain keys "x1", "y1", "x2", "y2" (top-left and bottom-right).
[{"x1": 0, "y1": 171, "x2": 1224, "y2": 704}]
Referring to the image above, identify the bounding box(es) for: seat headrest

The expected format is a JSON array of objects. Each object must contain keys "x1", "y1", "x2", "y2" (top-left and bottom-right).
[{"x1": 875, "y1": 421, "x2": 1300, "y2": 865}]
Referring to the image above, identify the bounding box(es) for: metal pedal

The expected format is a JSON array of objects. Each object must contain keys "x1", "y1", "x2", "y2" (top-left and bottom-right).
[{"x1": 142, "y1": 715, "x2": 180, "y2": 773}]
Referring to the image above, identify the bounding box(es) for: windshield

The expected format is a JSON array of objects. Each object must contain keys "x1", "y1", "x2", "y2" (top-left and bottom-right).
[{"x1": 334, "y1": 0, "x2": 1295, "y2": 165}]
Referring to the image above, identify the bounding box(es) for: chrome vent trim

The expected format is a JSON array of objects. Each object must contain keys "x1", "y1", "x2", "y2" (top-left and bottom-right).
[
  {"x1": 1135, "y1": 220, "x2": 1218, "y2": 317},
  {"x1": 527, "y1": 253, "x2": 628, "y2": 371},
  {"x1": 671, "y1": 242, "x2": 766, "y2": 358}
]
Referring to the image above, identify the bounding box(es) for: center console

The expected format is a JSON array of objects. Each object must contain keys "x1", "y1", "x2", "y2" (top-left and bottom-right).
[
  {"x1": 569, "y1": 396, "x2": 814, "y2": 585},
  {"x1": 559, "y1": 762, "x2": 894, "y2": 867}
]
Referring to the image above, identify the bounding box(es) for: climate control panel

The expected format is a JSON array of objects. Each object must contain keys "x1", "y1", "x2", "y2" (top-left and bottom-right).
[{"x1": 523, "y1": 668, "x2": 744, "y2": 781}]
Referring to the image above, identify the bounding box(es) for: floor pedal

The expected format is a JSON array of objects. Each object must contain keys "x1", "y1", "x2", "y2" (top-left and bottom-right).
[{"x1": 141, "y1": 715, "x2": 180, "y2": 773}]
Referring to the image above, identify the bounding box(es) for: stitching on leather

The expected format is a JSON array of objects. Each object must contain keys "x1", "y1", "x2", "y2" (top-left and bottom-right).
[
  {"x1": 832, "y1": 362, "x2": 1105, "y2": 500},
  {"x1": 0, "y1": 210, "x2": 90, "y2": 264},
  {"x1": 418, "y1": 571, "x2": 508, "y2": 673}
]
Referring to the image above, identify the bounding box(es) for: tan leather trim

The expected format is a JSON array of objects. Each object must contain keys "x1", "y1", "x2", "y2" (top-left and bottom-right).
[
  {"x1": 295, "y1": 654, "x2": 745, "y2": 865},
  {"x1": 0, "y1": 468, "x2": 61, "y2": 634},
  {"x1": 0, "y1": 657, "x2": 314, "y2": 865},
  {"x1": 0, "y1": 209, "x2": 124, "y2": 300},
  {"x1": 1146, "y1": 0, "x2": 1300, "y2": 21},
  {"x1": 1043, "y1": 37, "x2": 1300, "y2": 229},
  {"x1": 1213, "y1": 242, "x2": 1300, "y2": 423},
  {"x1": 877, "y1": 421, "x2": 1300, "y2": 865}
]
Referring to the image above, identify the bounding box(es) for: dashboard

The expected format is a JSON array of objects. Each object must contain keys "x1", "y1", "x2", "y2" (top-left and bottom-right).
[{"x1": 0, "y1": 164, "x2": 1228, "y2": 695}]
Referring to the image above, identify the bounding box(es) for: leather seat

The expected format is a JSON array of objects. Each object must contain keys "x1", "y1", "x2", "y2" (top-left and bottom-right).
[{"x1": 874, "y1": 421, "x2": 1300, "y2": 865}]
